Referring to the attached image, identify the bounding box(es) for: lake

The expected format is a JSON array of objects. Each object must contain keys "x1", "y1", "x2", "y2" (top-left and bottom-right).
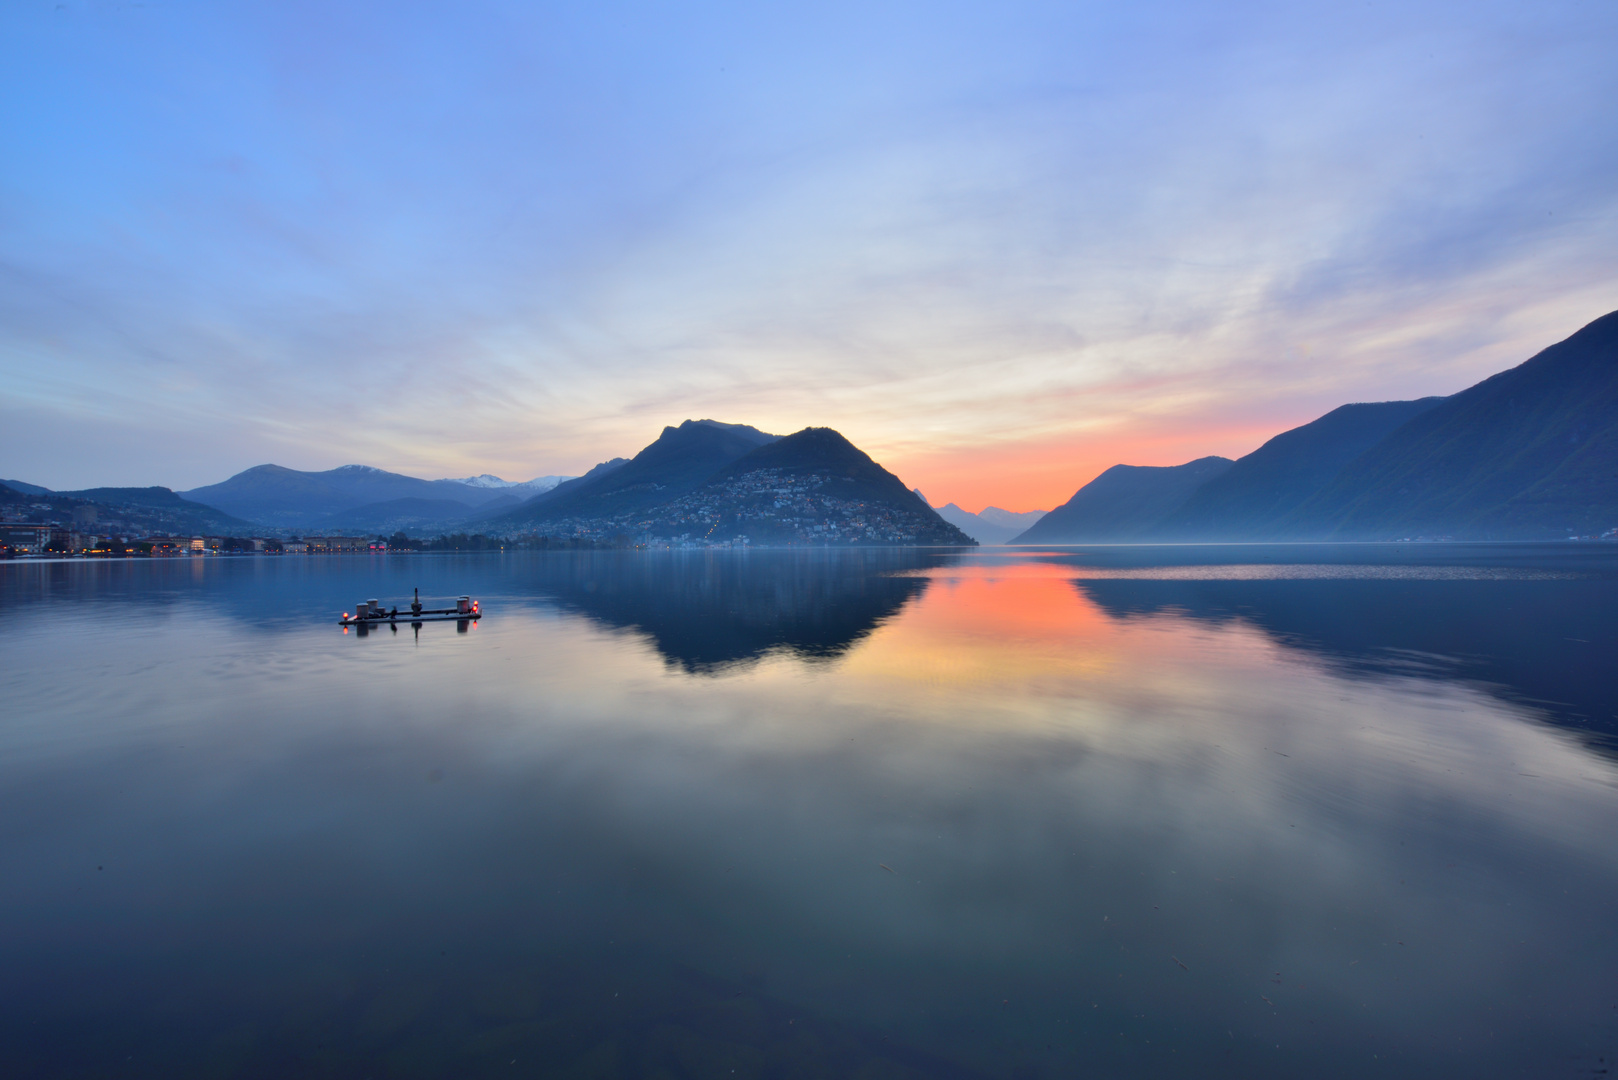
[{"x1": 2, "y1": 544, "x2": 1616, "y2": 1079}]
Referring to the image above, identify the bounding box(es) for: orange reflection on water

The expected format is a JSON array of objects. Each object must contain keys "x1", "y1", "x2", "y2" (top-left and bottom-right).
[{"x1": 838, "y1": 563, "x2": 1278, "y2": 732}]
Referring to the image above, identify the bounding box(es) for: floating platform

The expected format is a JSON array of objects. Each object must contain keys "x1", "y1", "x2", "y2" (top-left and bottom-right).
[{"x1": 339, "y1": 589, "x2": 481, "y2": 626}]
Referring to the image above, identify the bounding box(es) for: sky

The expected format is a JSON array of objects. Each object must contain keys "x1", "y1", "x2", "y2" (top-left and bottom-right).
[{"x1": 2, "y1": 0, "x2": 1616, "y2": 512}]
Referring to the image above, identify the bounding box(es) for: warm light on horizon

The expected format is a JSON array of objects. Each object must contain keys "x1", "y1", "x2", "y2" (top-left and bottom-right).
[{"x1": 1, "y1": 4, "x2": 1614, "y2": 502}]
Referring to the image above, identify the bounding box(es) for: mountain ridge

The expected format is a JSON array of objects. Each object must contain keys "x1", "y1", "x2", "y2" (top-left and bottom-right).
[
  {"x1": 678, "y1": 426, "x2": 974, "y2": 545},
  {"x1": 1283, "y1": 310, "x2": 1618, "y2": 539},
  {"x1": 1149, "y1": 397, "x2": 1448, "y2": 539},
  {"x1": 491, "y1": 420, "x2": 779, "y2": 527},
  {"x1": 1016, "y1": 457, "x2": 1234, "y2": 544},
  {"x1": 182, "y1": 463, "x2": 563, "y2": 527},
  {"x1": 1018, "y1": 308, "x2": 1618, "y2": 543},
  {"x1": 2, "y1": 483, "x2": 254, "y2": 536}
]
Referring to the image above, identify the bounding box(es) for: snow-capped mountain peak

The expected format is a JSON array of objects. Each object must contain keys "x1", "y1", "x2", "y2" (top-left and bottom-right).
[
  {"x1": 441, "y1": 474, "x2": 572, "y2": 495},
  {"x1": 448, "y1": 474, "x2": 519, "y2": 489}
]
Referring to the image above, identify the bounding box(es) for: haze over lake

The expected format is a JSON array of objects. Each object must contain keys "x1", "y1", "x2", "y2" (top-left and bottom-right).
[{"x1": 3, "y1": 547, "x2": 1616, "y2": 1077}]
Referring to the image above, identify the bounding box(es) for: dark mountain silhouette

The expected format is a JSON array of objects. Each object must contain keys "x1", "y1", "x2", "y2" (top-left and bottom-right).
[
  {"x1": 1283, "y1": 310, "x2": 1618, "y2": 539},
  {"x1": 55, "y1": 485, "x2": 226, "y2": 509},
  {"x1": 1, "y1": 479, "x2": 52, "y2": 496},
  {"x1": 707, "y1": 427, "x2": 909, "y2": 502},
  {"x1": 698, "y1": 427, "x2": 975, "y2": 545},
  {"x1": 183, "y1": 464, "x2": 552, "y2": 527},
  {"x1": 1150, "y1": 398, "x2": 1447, "y2": 539},
  {"x1": 1015, "y1": 457, "x2": 1233, "y2": 543},
  {"x1": 182, "y1": 465, "x2": 356, "y2": 523},
  {"x1": 493, "y1": 420, "x2": 777, "y2": 527},
  {"x1": 489, "y1": 424, "x2": 973, "y2": 545}
]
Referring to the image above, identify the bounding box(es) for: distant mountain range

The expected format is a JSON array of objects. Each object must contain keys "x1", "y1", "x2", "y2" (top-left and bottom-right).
[
  {"x1": 444, "y1": 474, "x2": 570, "y2": 495},
  {"x1": 1018, "y1": 309, "x2": 1618, "y2": 543},
  {"x1": 933, "y1": 504, "x2": 1047, "y2": 544},
  {"x1": 179, "y1": 465, "x2": 570, "y2": 530}
]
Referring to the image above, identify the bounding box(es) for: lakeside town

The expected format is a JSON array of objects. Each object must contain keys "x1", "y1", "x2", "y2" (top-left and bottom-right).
[
  {"x1": 0, "y1": 499, "x2": 516, "y2": 557},
  {"x1": 1, "y1": 526, "x2": 379, "y2": 557},
  {"x1": 0, "y1": 520, "x2": 580, "y2": 557}
]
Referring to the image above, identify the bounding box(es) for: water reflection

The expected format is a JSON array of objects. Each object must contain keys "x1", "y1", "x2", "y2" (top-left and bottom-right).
[
  {"x1": 517, "y1": 548, "x2": 953, "y2": 672},
  {"x1": 1076, "y1": 575, "x2": 1618, "y2": 748},
  {"x1": 1, "y1": 548, "x2": 1616, "y2": 1079}
]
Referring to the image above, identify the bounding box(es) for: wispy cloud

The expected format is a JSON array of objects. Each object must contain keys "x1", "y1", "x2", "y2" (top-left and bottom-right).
[{"x1": 1, "y1": 0, "x2": 1614, "y2": 505}]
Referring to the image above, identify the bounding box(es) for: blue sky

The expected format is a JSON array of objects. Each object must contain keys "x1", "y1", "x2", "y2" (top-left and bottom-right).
[{"x1": 2, "y1": 0, "x2": 1615, "y2": 509}]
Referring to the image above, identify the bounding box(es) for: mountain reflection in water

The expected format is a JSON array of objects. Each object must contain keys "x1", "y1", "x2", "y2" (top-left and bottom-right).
[
  {"x1": 1005, "y1": 543, "x2": 1618, "y2": 752},
  {"x1": 1, "y1": 545, "x2": 1616, "y2": 1079},
  {"x1": 519, "y1": 548, "x2": 951, "y2": 673}
]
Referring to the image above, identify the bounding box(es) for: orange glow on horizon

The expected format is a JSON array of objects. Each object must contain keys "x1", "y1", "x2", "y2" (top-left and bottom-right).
[{"x1": 884, "y1": 413, "x2": 1318, "y2": 514}]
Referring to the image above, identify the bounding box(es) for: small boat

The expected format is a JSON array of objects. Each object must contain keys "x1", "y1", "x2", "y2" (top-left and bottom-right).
[{"x1": 339, "y1": 588, "x2": 481, "y2": 625}]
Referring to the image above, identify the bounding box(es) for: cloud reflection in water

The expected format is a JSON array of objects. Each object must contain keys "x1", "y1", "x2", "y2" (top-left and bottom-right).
[{"x1": 0, "y1": 549, "x2": 1614, "y2": 1077}]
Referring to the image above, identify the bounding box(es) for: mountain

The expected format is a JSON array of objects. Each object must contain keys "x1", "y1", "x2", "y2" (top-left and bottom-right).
[
  {"x1": 1280, "y1": 310, "x2": 1618, "y2": 539},
  {"x1": 489, "y1": 423, "x2": 974, "y2": 545},
  {"x1": 935, "y1": 503, "x2": 1008, "y2": 543},
  {"x1": 476, "y1": 458, "x2": 629, "y2": 522},
  {"x1": 2, "y1": 484, "x2": 254, "y2": 535},
  {"x1": 492, "y1": 420, "x2": 779, "y2": 527},
  {"x1": 706, "y1": 427, "x2": 914, "y2": 501},
  {"x1": 2, "y1": 479, "x2": 52, "y2": 496},
  {"x1": 934, "y1": 504, "x2": 1047, "y2": 544},
  {"x1": 1017, "y1": 309, "x2": 1618, "y2": 543},
  {"x1": 979, "y1": 506, "x2": 1047, "y2": 530},
  {"x1": 686, "y1": 426, "x2": 975, "y2": 544},
  {"x1": 183, "y1": 464, "x2": 549, "y2": 527},
  {"x1": 311, "y1": 497, "x2": 480, "y2": 534},
  {"x1": 442, "y1": 474, "x2": 570, "y2": 498},
  {"x1": 1149, "y1": 397, "x2": 1447, "y2": 539},
  {"x1": 1015, "y1": 457, "x2": 1234, "y2": 543}
]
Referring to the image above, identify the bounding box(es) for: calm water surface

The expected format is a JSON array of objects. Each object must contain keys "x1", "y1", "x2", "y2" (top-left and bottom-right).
[{"x1": 2, "y1": 545, "x2": 1616, "y2": 1079}]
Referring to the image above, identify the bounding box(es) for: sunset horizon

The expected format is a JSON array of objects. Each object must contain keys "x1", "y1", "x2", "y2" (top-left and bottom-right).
[{"x1": 4, "y1": 2, "x2": 1614, "y2": 512}]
